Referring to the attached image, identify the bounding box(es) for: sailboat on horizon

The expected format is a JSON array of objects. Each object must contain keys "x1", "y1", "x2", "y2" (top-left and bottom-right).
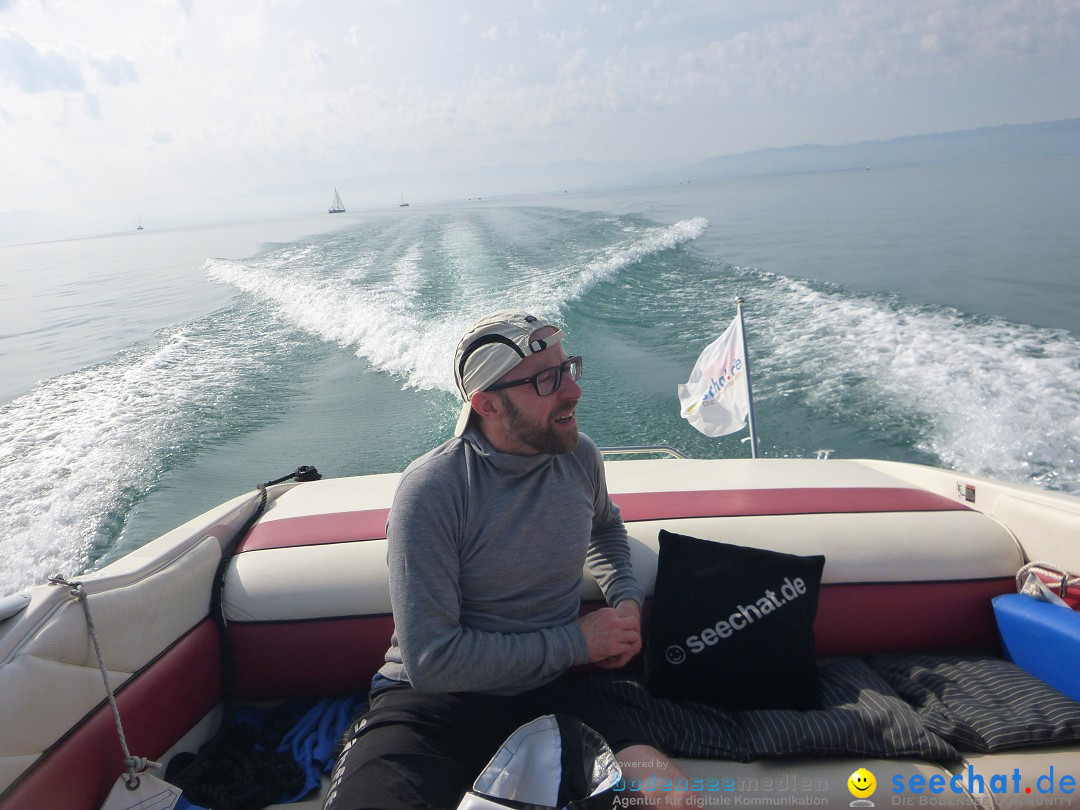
[
  {"x1": 329, "y1": 188, "x2": 346, "y2": 214},
  {"x1": 136, "y1": 215, "x2": 144, "y2": 231},
  {"x1": 399, "y1": 190, "x2": 409, "y2": 208}
]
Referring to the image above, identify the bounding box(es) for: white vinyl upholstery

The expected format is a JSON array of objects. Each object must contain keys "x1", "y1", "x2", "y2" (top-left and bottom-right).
[
  {"x1": 224, "y1": 460, "x2": 1022, "y2": 622},
  {"x1": 0, "y1": 486, "x2": 265, "y2": 797}
]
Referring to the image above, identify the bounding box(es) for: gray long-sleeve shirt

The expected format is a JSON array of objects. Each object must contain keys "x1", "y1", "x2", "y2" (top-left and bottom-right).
[{"x1": 377, "y1": 428, "x2": 644, "y2": 695}]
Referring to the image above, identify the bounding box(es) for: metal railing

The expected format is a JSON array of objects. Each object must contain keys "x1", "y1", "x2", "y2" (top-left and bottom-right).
[{"x1": 599, "y1": 445, "x2": 689, "y2": 459}]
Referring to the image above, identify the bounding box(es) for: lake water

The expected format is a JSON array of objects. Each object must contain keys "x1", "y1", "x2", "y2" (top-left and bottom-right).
[{"x1": 2, "y1": 157, "x2": 1078, "y2": 596}]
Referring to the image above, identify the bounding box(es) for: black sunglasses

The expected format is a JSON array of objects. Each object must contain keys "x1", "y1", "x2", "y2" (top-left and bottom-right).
[{"x1": 485, "y1": 356, "x2": 583, "y2": 397}]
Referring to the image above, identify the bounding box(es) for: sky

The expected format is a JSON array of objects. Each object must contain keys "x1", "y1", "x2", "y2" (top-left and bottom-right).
[{"x1": 1, "y1": 0, "x2": 1079, "y2": 240}]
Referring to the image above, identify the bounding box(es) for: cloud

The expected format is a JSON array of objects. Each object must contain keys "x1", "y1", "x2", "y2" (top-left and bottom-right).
[
  {"x1": 89, "y1": 51, "x2": 138, "y2": 85},
  {"x1": 673, "y1": 0, "x2": 1080, "y2": 100},
  {"x1": 0, "y1": 28, "x2": 85, "y2": 93},
  {"x1": 291, "y1": 38, "x2": 331, "y2": 68},
  {"x1": 1, "y1": 0, "x2": 1077, "y2": 232},
  {"x1": 478, "y1": 23, "x2": 501, "y2": 42},
  {"x1": 477, "y1": 20, "x2": 520, "y2": 43},
  {"x1": 217, "y1": 10, "x2": 271, "y2": 48},
  {"x1": 538, "y1": 23, "x2": 585, "y2": 48},
  {"x1": 921, "y1": 0, "x2": 1079, "y2": 61},
  {"x1": 624, "y1": 7, "x2": 654, "y2": 35}
]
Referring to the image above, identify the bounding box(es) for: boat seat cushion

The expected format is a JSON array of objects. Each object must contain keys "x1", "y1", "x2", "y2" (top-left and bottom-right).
[
  {"x1": 221, "y1": 475, "x2": 1024, "y2": 699},
  {"x1": 644, "y1": 530, "x2": 825, "y2": 711},
  {"x1": 869, "y1": 653, "x2": 1080, "y2": 752},
  {"x1": 587, "y1": 658, "x2": 958, "y2": 762}
]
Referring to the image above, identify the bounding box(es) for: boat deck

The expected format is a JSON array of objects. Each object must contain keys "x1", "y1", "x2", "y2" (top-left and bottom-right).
[{"x1": 3, "y1": 458, "x2": 1080, "y2": 808}]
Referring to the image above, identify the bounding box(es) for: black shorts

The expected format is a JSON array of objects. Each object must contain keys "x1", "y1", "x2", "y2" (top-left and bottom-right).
[{"x1": 324, "y1": 674, "x2": 650, "y2": 810}]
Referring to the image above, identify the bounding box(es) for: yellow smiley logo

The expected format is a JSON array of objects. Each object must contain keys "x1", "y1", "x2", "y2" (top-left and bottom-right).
[{"x1": 848, "y1": 768, "x2": 877, "y2": 798}]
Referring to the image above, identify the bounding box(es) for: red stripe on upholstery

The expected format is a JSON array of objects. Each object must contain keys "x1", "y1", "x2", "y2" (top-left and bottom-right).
[
  {"x1": 231, "y1": 615, "x2": 395, "y2": 700},
  {"x1": 239, "y1": 488, "x2": 967, "y2": 552},
  {"x1": 240, "y1": 509, "x2": 390, "y2": 552},
  {"x1": 563, "y1": 580, "x2": 1010, "y2": 659},
  {"x1": 227, "y1": 577, "x2": 1012, "y2": 699},
  {"x1": 814, "y1": 577, "x2": 1013, "y2": 656},
  {"x1": 1, "y1": 619, "x2": 222, "y2": 810},
  {"x1": 613, "y1": 487, "x2": 968, "y2": 522}
]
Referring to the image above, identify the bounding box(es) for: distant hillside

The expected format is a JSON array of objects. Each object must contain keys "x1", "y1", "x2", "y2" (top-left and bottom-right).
[
  {"x1": 7, "y1": 118, "x2": 1077, "y2": 245},
  {"x1": 646, "y1": 118, "x2": 1080, "y2": 187}
]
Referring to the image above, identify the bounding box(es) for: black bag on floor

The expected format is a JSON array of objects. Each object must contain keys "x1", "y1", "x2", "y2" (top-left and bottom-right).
[{"x1": 457, "y1": 714, "x2": 622, "y2": 810}]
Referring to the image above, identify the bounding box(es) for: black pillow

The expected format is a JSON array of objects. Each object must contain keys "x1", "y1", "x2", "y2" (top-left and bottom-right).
[{"x1": 644, "y1": 529, "x2": 825, "y2": 710}]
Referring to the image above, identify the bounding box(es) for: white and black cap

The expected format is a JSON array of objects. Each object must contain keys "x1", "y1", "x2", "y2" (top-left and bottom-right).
[{"x1": 453, "y1": 312, "x2": 565, "y2": 436}]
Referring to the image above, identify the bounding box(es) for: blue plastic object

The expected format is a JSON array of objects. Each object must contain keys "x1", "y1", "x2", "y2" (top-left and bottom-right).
[{"x1": 993, "y1": 593, "x2": 1080, "y2": 701}]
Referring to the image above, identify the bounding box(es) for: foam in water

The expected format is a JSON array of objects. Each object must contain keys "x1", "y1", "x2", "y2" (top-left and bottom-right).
[
  {"x1": 744, "y1": 274, "x2": 1080, "y2": 492},
  {"x1": 205, "y1": 214, "x2": 1079, "y2": 495},
  {"x1": 0, "y1": 309, "x2": 281, "y2": 596},
  {"x1": 6, "y1": 203, "x2": 1075, "y2": 599},
  {"x1": 205, "y1": 216, "x2": 709, "y2": 394}
]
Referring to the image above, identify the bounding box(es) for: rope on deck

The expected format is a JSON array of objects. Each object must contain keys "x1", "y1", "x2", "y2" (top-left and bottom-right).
[{"x1": 48, "y1": 574, "x2": 158, "y2": 790}]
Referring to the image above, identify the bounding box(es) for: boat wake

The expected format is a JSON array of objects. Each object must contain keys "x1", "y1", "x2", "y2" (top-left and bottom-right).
[
  {"x1": 0, "y1": 308, "x2": 303, "y2": 596},
  {"x1": 205, "y1": 215, "x2": 708, "y2": 394},
  {"x1": 3, "y1": 202, "x2": 1076, "y2": 599},
  {"x1": 740, "y1": 271, "x2": 1080, "y2": 493}
]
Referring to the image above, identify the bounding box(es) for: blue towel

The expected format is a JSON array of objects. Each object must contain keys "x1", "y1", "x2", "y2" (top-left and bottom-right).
[
  {"x1": 170, "y1": 694, "x2": 368, "y2": 809},
  {"x1": 276, "y1": 695, "x2": 369, "y2": 803}
]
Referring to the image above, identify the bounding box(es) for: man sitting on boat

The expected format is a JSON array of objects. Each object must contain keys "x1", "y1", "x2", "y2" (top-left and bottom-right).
[{"x1": 324, "y1": 312, "x2": 693, "y2": 809}]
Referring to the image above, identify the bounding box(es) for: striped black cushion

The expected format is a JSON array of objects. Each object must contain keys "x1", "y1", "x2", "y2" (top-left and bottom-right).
[
  {"x1": 869, "y1": 654, "x2": 1080, "y2": 752},
  {"x1": 584, "y1": 658, "x2": 957, "y2": 762}
]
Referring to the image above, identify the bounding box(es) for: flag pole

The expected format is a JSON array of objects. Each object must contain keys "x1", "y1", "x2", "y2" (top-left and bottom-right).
[{"x1": 735, "y1": 297, "x2": 760, "y2": 458}]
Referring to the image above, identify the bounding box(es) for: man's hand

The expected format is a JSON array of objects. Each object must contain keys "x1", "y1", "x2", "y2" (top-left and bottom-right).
[
  {"x1": 614, "y1": 599, "x2": 641, "y2": 622},
  {"x1": 576, "y1": 600, "x2": 642, "y2": 669}
]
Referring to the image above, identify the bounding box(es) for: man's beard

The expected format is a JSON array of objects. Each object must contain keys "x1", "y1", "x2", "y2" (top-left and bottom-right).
[{"x1": 501, "y1": 394, "x2": 579, "y2": 455}]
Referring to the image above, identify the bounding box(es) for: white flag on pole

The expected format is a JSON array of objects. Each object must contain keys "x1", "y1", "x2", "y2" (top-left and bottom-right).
[{"x1": 678, "y1": 316, "x2": 749, "y2": 437}]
